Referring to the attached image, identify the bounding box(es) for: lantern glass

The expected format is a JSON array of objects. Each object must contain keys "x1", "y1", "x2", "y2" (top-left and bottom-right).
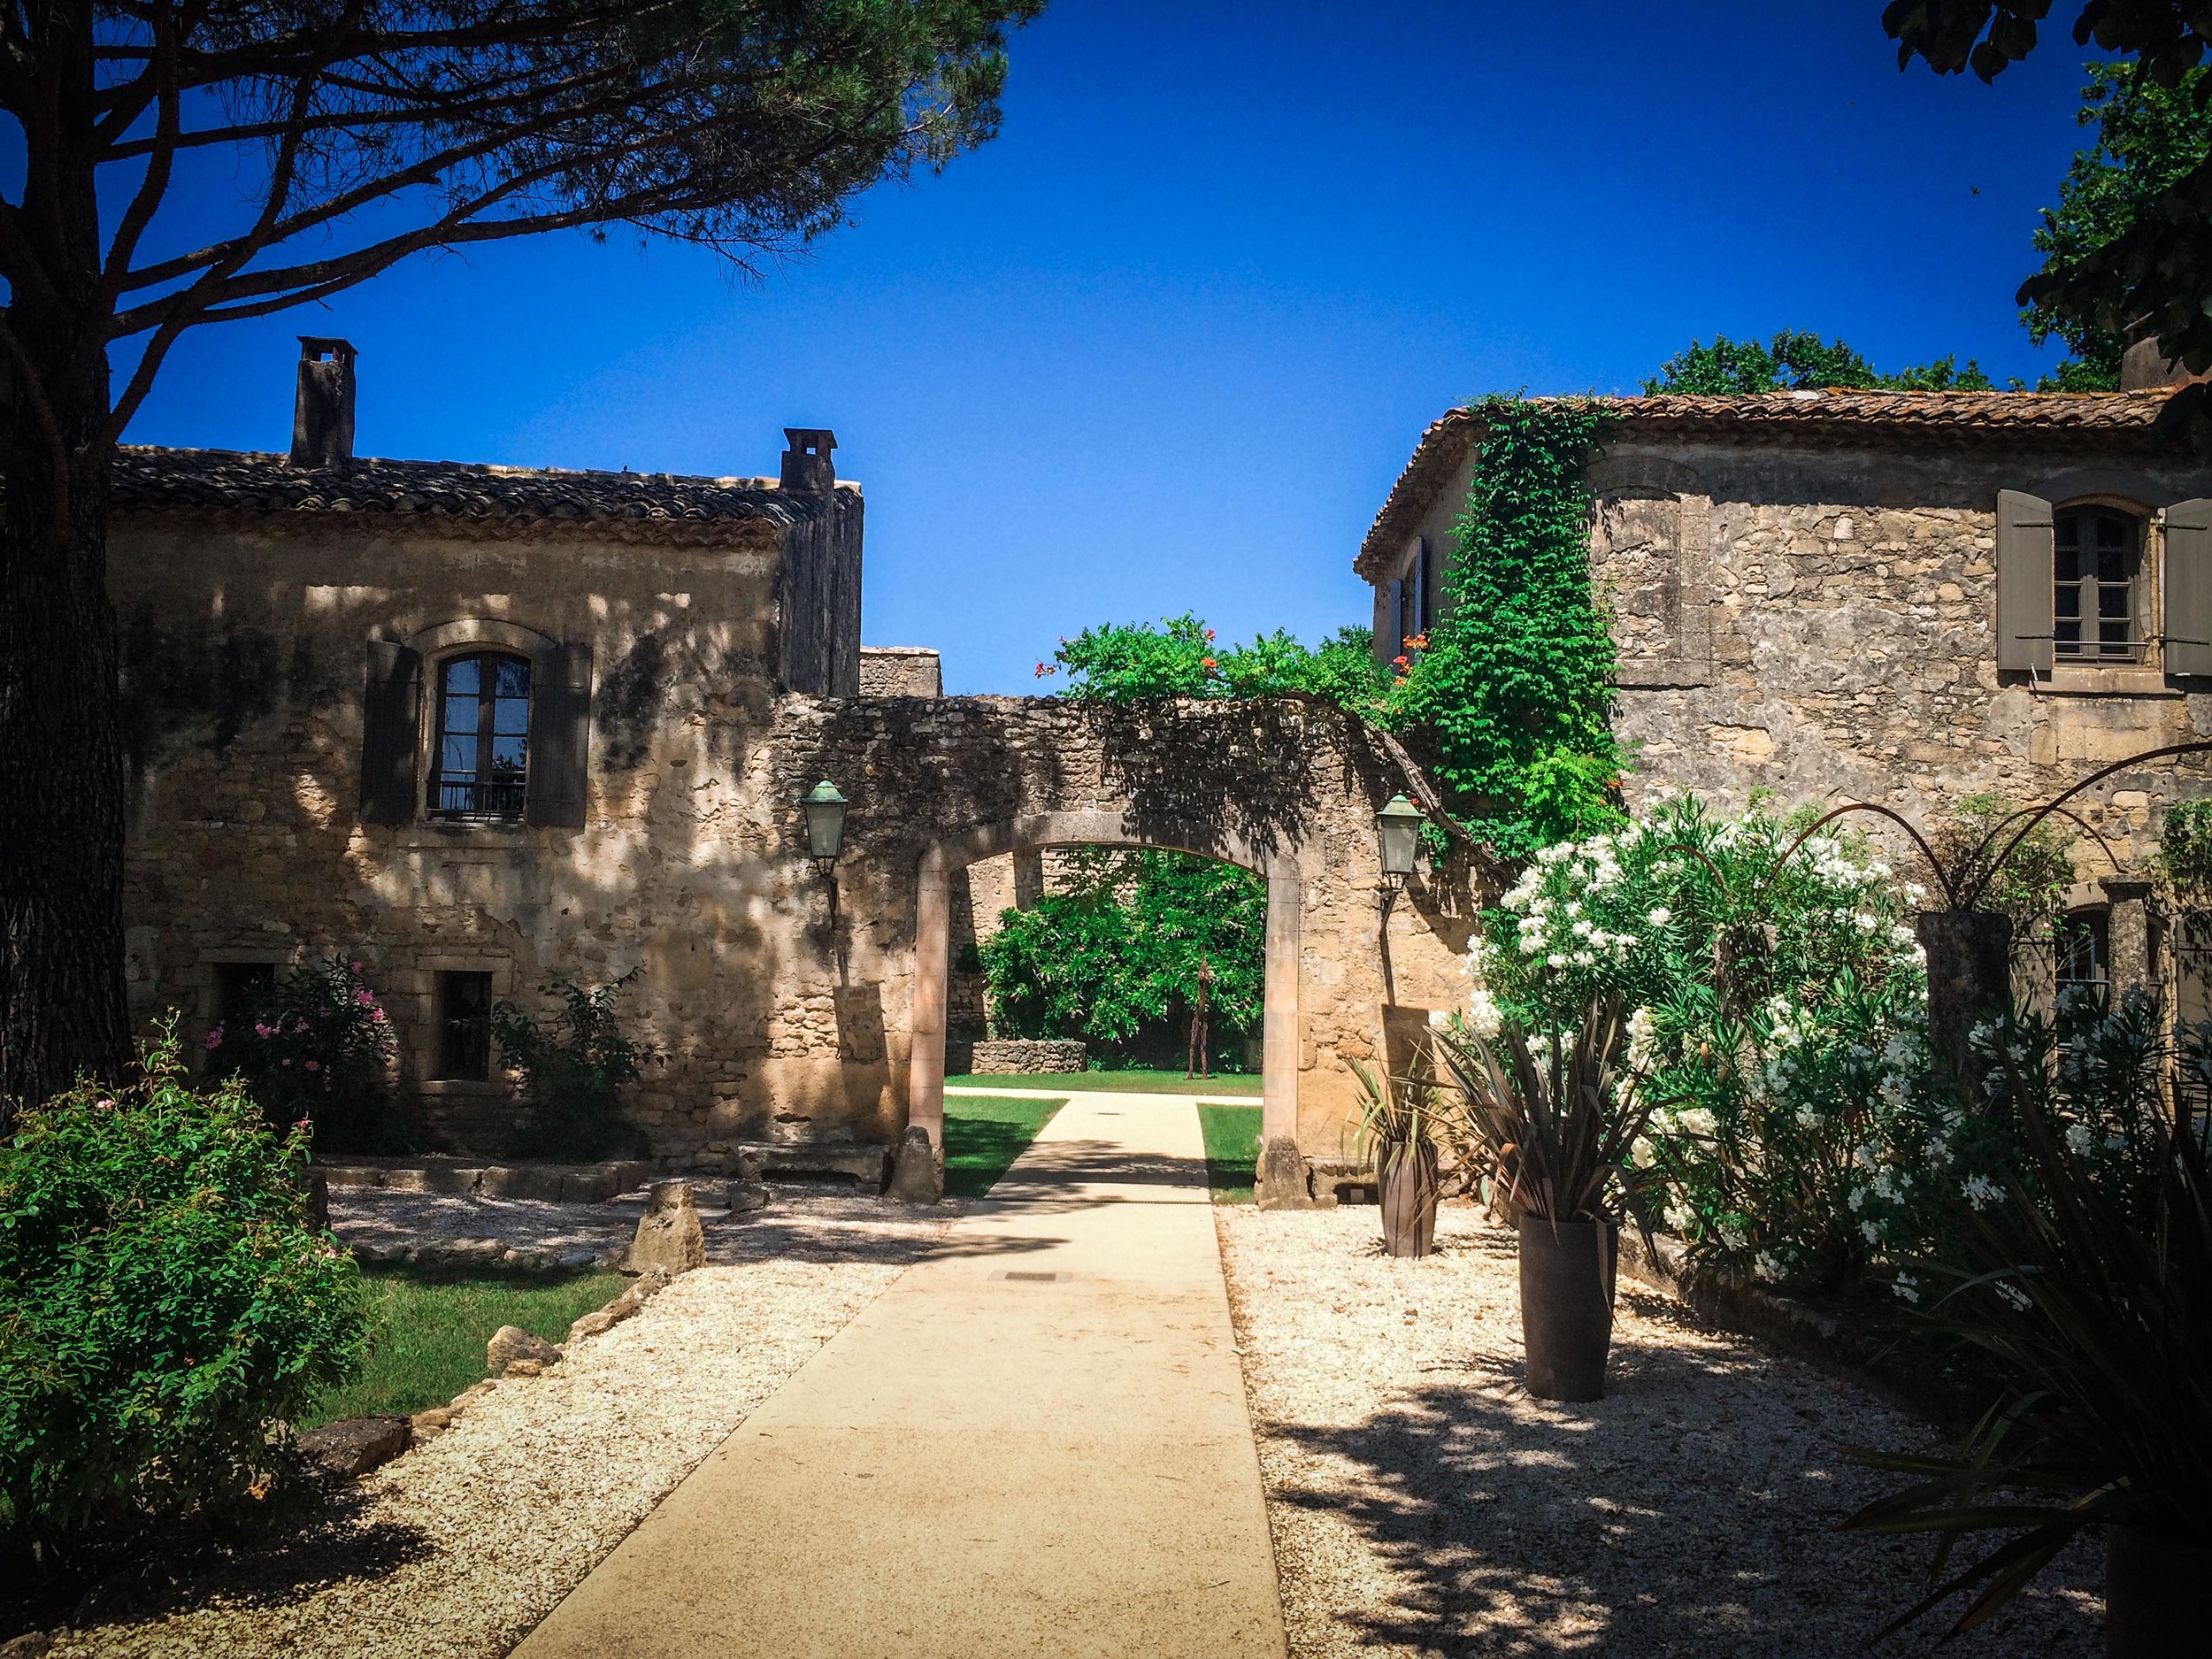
[
  {"x1": 1377, "y1": 794, "x2": 1423, "y2": 884},
  {"x1": 802, "y1": 780, "x2": 848, "y2": 864}
]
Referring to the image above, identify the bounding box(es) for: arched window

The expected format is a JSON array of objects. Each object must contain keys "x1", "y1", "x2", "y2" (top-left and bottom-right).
[
  {"x1": 2054, "y1": 504, "x2": 2146, "y2": 662},
  {"x1": 431, "y1": 652, "x2": 530, "y2": 817}
]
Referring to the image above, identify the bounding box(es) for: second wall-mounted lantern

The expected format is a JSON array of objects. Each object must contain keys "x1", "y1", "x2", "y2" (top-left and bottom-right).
[{"x1": 1377, "y1": 794, "x2": 1424, "y2": 896}]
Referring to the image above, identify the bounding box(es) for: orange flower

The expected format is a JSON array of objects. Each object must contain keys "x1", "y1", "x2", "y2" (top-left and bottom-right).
[
  {"x1": 1392, "y1": 654, "x2": 1410, "y2": 670},
  {"x1": 1204, "y1": 628, "x2": 1215, "y2": 641},
  {"x1": 1202, "y1": 657, "x2": 1218, "y2": 670}
]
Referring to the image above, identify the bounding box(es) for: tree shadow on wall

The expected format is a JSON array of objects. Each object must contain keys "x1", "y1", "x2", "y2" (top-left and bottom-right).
[{"x1": 1265, "y1": 1306, "x2": 2105, "y2": 1658}]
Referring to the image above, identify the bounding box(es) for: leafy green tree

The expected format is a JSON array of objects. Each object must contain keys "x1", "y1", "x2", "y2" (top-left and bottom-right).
[
  {"x1": 2026, "y1": 63, "x2": 2212, "y2": 388},
  {"x1": 492, "y1": 970, "x2": 664, "y2": 1158},
  {"x1": 1884, "y1": 3, "x2": 2212, "y2": 376},
  {"x1": 1, "y1": 0, "x2": 1044, "y2": 1113},
  {"x1": 980, "y1": 851, "x2": 1264, "y2": 1060},
  {"x1": 1042, "y1": 616, "x2": 1389, "y2": 708},
  {"x1": 1645, "y1": 331, "x2": 1996, "y2": 394}
]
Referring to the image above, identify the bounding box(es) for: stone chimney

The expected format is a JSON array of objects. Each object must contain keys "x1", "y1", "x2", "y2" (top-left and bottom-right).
[
  {"x1": 291, "y1": 337, "x2": 357, "y2": 467},
  {"x1": 780, "y1": 427, "x2": 836, "y2": 495}
]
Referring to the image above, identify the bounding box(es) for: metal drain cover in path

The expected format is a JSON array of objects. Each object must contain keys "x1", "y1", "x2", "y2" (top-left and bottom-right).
[{"x1": 992, "y1": 1269, "x2": 1071, "y2": 1283}]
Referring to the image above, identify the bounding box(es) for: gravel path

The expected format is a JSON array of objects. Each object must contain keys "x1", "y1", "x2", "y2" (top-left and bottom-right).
[
  {"x1": 1217, "y1": 1204, "x2": 2103, "y2": 1658},
  {"x1": 54, "y1": 1197, "x2": 956, "y2": 1659}
]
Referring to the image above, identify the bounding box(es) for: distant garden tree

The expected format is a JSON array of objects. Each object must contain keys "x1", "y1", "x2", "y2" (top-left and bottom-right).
[
  {"x1": 1884, "y1": 1, "x2": 2212, "y2": 373},
  {"x1": 0, "y1": 0, "x2": 1041, "y2": 1110},
  {"x1": 1643, "y1": 331, "x2": 1995, "y2": 394}
]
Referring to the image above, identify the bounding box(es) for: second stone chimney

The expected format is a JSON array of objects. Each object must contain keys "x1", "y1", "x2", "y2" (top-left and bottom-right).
[
  {"x1": 780, "y1": 427, "x2": 836, "y2": 495},
  {"x1": 291, "y1": 337, "x2": 357, "y2": 468}
]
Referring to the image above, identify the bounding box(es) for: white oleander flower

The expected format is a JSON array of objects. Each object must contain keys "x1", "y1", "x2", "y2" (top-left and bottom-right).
[
  {"x1": 1892, "y1": 1272, "x2": 1922, "y2": 1304},
  {"x1": 1962, "y1": 1174, "x2": 2002, "y2": 1210},
  {"x1": 1647, "y1": 905, "x2": 1671, "y2": 927},
  {"x1": 2065, "y1": 1124, "x2": 2093, "y2": 1156}
]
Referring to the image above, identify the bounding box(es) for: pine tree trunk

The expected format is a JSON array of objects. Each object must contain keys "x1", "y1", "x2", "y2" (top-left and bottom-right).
[
  {"x1": 0, "y1": 31, "x2": 129, "y2": 1113},
  {"x1": 0, "y1": 355, "x2": 127, "y2": 1112}
]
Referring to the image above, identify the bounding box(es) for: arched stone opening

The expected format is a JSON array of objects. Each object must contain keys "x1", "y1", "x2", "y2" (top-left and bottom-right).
[{"x1": 907, "y1": 810, "x2": 1301, "y2": 1178}]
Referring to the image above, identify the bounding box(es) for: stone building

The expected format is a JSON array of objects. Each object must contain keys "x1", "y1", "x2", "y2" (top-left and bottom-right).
[
  {"x1": 114, "y1": 340, "x2": 1464, "y2": 1198},
  {"x1": 1359, "y1": 382, "x2": 2212, "y2": 1001}
]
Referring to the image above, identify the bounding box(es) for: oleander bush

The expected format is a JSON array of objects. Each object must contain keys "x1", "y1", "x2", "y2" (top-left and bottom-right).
[
  {"x1": 0, "y1": 1028, "x2": 367, "y2": 1555},
  {"x1": 204, "y1": 956, "x2": 404, "y2": 1154},
  {"x1": 1471, "y1": 791, "x2": 1935, "y2": 1288}
]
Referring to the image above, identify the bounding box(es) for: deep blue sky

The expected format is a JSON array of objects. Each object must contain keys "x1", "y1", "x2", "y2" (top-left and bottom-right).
[{"x1": 123, "y1": 1, "x2": 2109, "y2": 693}]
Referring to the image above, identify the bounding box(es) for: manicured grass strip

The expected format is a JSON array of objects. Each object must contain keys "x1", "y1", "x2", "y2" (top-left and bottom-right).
[
  {"x1": 1199, "y1": 1103, "x2": 1265, "y2": 1204},
  {"x1": 305, "y1": 1267, "x2": 624, "y2": 1427},
  {"x1": 943, "y1": 1093, "x2": 1064, "y2": 1199},
  {"x1": 946, "y1": 1068, "x2": 1263, "y2": 1096}
]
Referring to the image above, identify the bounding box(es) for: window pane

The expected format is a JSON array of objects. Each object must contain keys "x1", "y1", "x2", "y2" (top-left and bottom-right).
[
  {"x1": 495, "y1": 657, "x2": 530, "y2": 699},
  {"x1": 490, "y1": 736, "x2": 526, "y2": 773},
  {"x1": 436, "y1": 971, "x2": 494, "y2": 1079},
  {"x1": 493, "y1": 695, "x2": 529, "y2": 736},
  {"x1": 2098, "y1": 584, "x2": 2130, "y2": 619},
  {"x1": 444, "y1": 657, "x2": 480, "y2": 695},
  {"x1": 2055, "y1": 584, "x2": 2081, "y2": 619},
  {"x1": 2055, "y1": 541, "x2": 2081, "y2": 583},
  {"x1": 2096, "y1": 542, "x2": 2130, "y2": 582}
]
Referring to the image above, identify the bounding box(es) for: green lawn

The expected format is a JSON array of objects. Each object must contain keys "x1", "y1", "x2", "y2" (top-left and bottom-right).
[
  {"x1": 944, "y1": 1092, "x2": 1065, "y2": 1198},
  {"x1": 946, "y1": 1067, "x2": 1263, "y2": 1097},
  {"x1": 1199, "y1": 1103, "x2": 1265, "y2": 1204},
  {"x1": 305, "y1": 1267, "x2": 624, "y2": 1427}
]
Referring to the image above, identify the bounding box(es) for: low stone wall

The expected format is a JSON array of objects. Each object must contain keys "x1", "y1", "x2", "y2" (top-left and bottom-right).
[{"x1": 954, "y1": 1038, "x2": 1087, "y2": 1074}]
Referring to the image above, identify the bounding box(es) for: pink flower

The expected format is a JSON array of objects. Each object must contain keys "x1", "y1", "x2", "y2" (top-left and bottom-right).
[
  {"x1": 349, "y1": 961, "x2": 363, "y2": 973},
  {"x1": 204, "y1": 1028, "x2": 224, "y2": 1050},
  {"x1": 255, "y1": 1022, "x2": 274, "y2": 1040},
  {"x1": 356, "y1": 990, "x2": 375, "y2": 1008},
  {"x1": 281, "y1": 1058, "x2": 292, "y2": 1067},
  {"x1": 371, "y1": 1008, "x2": 388, "y2": 1024},
  {"x1": 303, "y1": 1060, "x2": 320, "y2": 1072}
]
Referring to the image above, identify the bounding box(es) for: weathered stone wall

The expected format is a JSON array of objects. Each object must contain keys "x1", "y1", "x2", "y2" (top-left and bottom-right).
[
  {"x1": 114, "y1": 506, "x2": 1472, "y2": 1161},
  {"x1": 856, "y1": 646, "x2": 942, "y2": 697},
  {"x1": 953, "y1": 1038, "x2": 1087, "y2": 1074},
  {"x1": 1589, "y1": 440, "x2": 2212, "y2": 870}
]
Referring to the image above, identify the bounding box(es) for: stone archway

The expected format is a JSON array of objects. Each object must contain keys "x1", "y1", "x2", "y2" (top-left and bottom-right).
[{"x1": 906, "y1": 810, "x2": 1302, "y2": 1176}]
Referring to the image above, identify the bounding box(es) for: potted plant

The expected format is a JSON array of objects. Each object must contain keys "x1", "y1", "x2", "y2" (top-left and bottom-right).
[
  {"x1": 1349, "y1": 1056, "x2": 1442, "y2": 1257},
  {"x1": 1841, "y1": 1010, "x2": 2212, "y2": 1653},
  {"x1": 1432, "y1": 997, "x2": 1662, "y2": 1401}
]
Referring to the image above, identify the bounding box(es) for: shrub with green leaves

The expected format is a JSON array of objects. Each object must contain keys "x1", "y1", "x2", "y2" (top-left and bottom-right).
[
  {"x1": 0, "y1": 1029, "x2": 367, "y2": 1550},
  {"x1": 492, "y1": 970, "x2": 663, "y2": 1159},
  {"x1": 1926, "y1": 792, "x2": 2076, "y2": 964},
  {"x1": 2158, "y1": 795, "x2": 2212, "y2": 901},
  {"x1": 205, "y1": 956, "x2": 403, "y2": 1154},
  {"x1": 1474, "y1": 792, "x2": 1932, "y2": 1287}
]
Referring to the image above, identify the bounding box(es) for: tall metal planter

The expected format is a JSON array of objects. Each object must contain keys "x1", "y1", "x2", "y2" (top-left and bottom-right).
[
  {"x1": 1517, "y1": 1215, "x2": 1618, "y2": 1401},
  {"x1": 1378, "y1": 1137, "x2": 1440, "y2": 1258}
]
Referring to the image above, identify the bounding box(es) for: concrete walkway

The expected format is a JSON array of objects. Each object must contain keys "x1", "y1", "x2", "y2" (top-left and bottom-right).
[{"x1": 513, "y1": 1093, "x2": 1286, "y2": 1659}]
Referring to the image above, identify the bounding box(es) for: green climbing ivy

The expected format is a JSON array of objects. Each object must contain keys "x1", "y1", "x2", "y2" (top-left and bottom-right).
[
  {"x1": 1035, "y1": 397, "x2": 1629, "y2": 860},
  {"x1": 1390, "y1": 395, "x2": 1628, "y2": 858}
]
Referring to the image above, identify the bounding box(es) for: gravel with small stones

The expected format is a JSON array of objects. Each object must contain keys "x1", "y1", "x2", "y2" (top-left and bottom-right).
[
  {"x1": 51, "y1": 1195, "x2": 955, "y2": 1659},
  {"x1": 1217, "y1": 1204, "x2": 2102, "y2": 1658}
]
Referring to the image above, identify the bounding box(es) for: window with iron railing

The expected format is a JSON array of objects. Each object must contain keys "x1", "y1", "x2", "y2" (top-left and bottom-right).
[
  {"x1": 2054, "y1": 506, "x2": 2146, "y2": 663},
  {"x1": 431, "y1": 652, "x2": 529, "y2": 818}
]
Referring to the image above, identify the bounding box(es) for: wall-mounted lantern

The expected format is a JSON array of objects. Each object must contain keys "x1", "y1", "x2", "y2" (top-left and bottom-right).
[
  {"x1": 802, "y1": 780, "x2": 849, "y2": 934},
  {"x1": 802, "y1": 780, "x2": 849, "y2": 877},
  {"x1": 1377, "y1": 794, "x2": 1424, "y2": 895}
]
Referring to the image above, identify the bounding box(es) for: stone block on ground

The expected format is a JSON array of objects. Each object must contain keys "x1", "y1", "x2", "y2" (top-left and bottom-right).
[
  {"x1": 887, "y1": 1125, "x2": 943, "y2": 1204},
  {"x1": 486, "y1": 1324, "x2": 563, "y2": 1374},
  {"x1": 478, "y1": 1164, "x2": 568, "y2": 1201},
  {"x1": 559, "y1": 1169, "x2": 617, "y2": 1204},
  {"x1": 422, "y1": 1164, "x2": 486, "y2": 1195},
  {"x1": 296, "y1": 1414, "x2": 412, "y2": 1479},
  {"x1": 618, "y1": 1180, "x2": 706, "y2": 1277}
]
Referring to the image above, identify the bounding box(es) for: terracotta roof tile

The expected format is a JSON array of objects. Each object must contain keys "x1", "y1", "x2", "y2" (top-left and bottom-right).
[
  {"x1": 110, "y1": 447, "x2": 830, "y2": 541},
  {"x1": 1355, "y1": 388, "x2": 2199, "y2": 580}
]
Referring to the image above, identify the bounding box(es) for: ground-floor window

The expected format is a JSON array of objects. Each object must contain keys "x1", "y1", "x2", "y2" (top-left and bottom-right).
[{"x1": 435, "y1": 971, "x2": 494, "y2": 1079}]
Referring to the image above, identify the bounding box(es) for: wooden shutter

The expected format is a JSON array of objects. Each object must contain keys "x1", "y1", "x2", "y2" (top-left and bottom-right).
[
  {"x1": 1996, "y1": 489, "x2": 2055, "y2": 673},
  {"x1": 1417, "y1": 536, "x2": 1438, "y2": 632},
  {"x1": 1386, "y1": 578, "x2": 1405, "y2": 658},
  {"x1": 358, "y1": 641, "x2": 421, "y2": 825},
  {"x1": 526, "y1": 641, "x2": 593, "y2": 828},
  {"x1": 2165, "y1": 499, "x2": 2212, "y2": 676}
]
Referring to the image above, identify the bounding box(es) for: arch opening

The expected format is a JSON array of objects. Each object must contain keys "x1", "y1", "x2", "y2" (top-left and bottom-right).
[{"x1": 909, "y1": 810, "x2": 1300, "y2": 1171}]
